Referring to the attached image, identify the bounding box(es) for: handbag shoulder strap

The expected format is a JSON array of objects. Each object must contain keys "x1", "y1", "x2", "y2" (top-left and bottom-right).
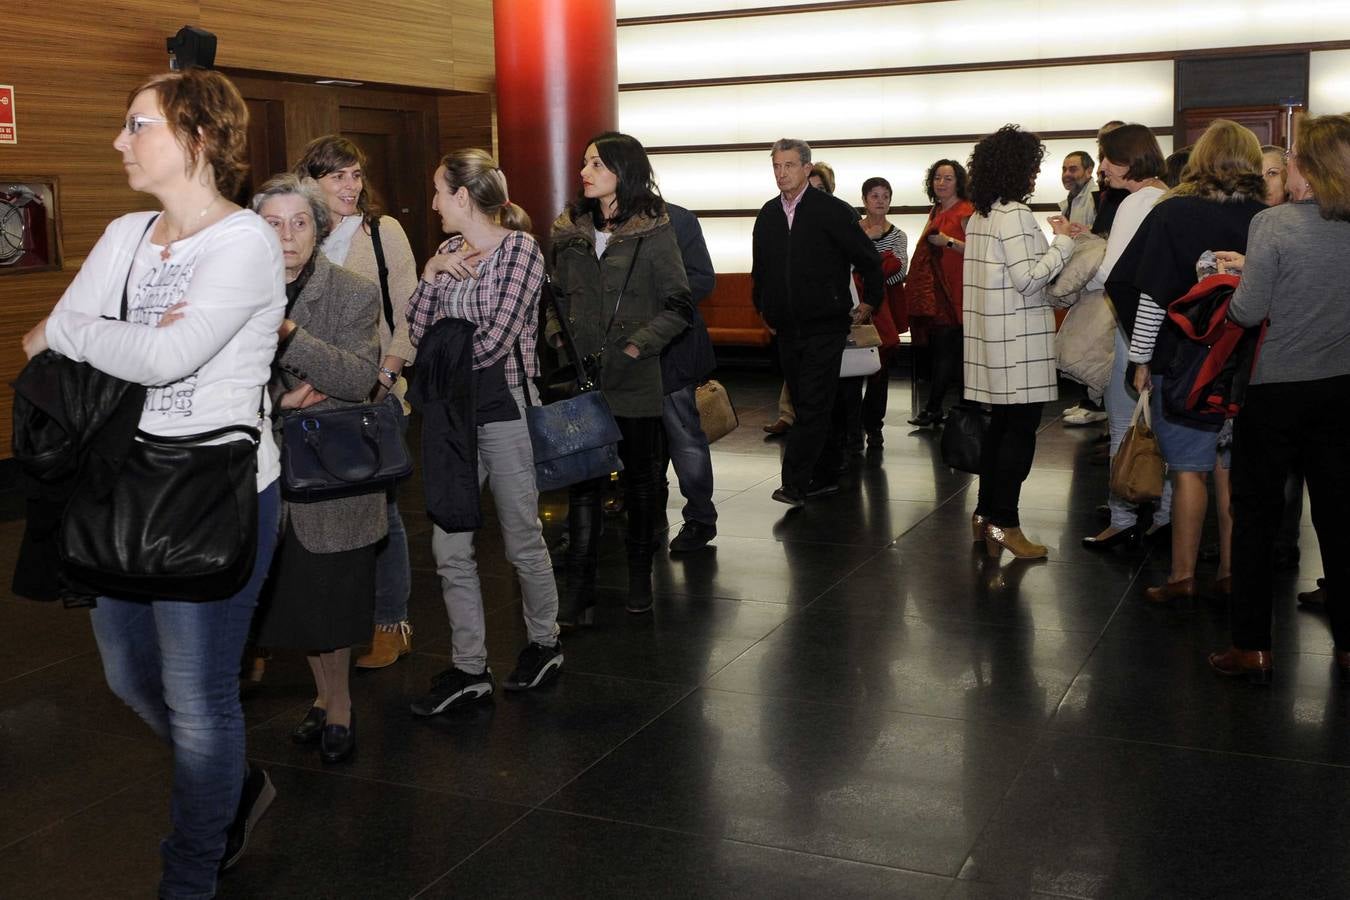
[
  {"x1": 604, "y1": 235, "x2": 643, "y2": 335},
  {"x1": 540, "y1": 279, "x2": 590, "y2": 393},
  {"x1": 120, "y1": 216, "x2": 159, "y2": 321},
  {"x1": 368, "y1": 216, "x2": 394, "y2": 334}
]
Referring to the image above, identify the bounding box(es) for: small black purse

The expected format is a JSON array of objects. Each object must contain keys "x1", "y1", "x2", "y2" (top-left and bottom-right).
[
  {"x1": 280, "y1": 400, "x2": 413, "y2": 502},
  {"x1": 940, "y1": 402, "x2": 991, "y2": 474}
]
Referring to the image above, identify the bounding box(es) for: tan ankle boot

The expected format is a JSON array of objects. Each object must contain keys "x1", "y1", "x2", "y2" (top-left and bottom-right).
[
  {"x1": 984, "y1": 524, "x2": 1048, "y2": 560},
  {"x1": 355, "y1": 622, "x2": 412, "y2": 669}
]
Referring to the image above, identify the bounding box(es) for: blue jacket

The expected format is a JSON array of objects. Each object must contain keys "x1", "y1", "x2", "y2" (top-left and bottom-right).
[{"x1": 661, "y1": 204, "x2": 717, "y2": 393}]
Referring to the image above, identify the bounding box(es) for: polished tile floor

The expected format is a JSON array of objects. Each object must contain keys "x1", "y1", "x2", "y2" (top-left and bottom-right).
[{"x1": 0, "y1": 370, "x2": 1341, "y2": 899}]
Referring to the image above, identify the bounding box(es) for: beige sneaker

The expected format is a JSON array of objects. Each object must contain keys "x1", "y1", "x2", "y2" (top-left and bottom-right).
[{"x1": 355, "y1": 621, "x2": 412, "y2": 669}]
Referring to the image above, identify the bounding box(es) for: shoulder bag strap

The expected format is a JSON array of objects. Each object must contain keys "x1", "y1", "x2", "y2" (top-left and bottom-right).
[
  {"x1": 540, "y1": 278, "x2": 591, "y2": 393},
  {"x1": 604, "y1": 236, "x2": 643, "y2": 335},
  {"x1": 120, "y1": 216, "x2": 159, "y2": 322},
  {"x1": 368, "y1": 217, "x2": 394, "y2": 334}
]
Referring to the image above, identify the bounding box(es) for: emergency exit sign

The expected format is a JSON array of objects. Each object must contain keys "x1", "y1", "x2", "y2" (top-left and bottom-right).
[{"x1": 0, "y1": 86, "x2": 15, "y2": 144}]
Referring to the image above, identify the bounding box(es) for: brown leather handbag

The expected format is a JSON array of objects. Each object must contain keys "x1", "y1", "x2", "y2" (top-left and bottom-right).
[
  {"x1": 1110, "y1": 389, "x2": 1165, "y2": 503},
  {"x1": 695, "y1": 379, "x2": 739, "y2": 443}
]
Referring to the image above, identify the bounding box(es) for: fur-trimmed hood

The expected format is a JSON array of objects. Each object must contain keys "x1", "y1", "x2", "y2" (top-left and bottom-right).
[
  {"x1": 1159, "y1": 172, "x2": 1266, "y2": 205},
  {"x1": 550, "y1": 208, "x2": 670, "y2": 246}
]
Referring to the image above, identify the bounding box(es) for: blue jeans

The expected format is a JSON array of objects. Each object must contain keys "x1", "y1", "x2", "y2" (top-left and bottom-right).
[
  {"x1": 373, "y1": 394, "x2": 411, "y2": 625},
  {"x1": 90, "y1": 482, "x2": 280, "y2": 900},
  {"x1": 662, "y1": 384, "x2": 717, "y2": 525}
]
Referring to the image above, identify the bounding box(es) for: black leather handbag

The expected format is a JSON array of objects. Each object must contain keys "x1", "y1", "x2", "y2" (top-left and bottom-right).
[
  {"x1": 519, "y1": 281, "x2": 624, "y2": 493},
  {"x1": 280, "y1": 401, "x2": 413, "y2": 502},
  {"x1": 61, "y1": 424, "x2": 261, "y2": 602},
  {"x1": 940, "y1": 402, "x2": 991, "y2": 474}
]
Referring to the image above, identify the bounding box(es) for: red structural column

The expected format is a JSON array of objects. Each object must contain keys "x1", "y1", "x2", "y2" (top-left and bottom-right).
[{"x1": 493, "y1": 0, "x2": 618, "y2": 246}]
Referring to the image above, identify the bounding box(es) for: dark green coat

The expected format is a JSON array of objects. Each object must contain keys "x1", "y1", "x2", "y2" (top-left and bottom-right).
[{"x1": 548, "y1": 209, "x2": 692, "y2": 417}]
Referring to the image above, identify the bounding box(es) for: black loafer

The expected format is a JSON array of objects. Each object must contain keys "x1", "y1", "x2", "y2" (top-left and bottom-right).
[
  {"x1": 1081, "y1": 526, "x2": 1138, "y2": 550},
  {"x1": 290, "y1": 706, "x2": 326, "y2": 745},
  {"x1": 319, "y1": 713, "x2": 356, "y2": 764},
  {"x1": 907, "y1": 409, "x2": 943, "y2": 427}
]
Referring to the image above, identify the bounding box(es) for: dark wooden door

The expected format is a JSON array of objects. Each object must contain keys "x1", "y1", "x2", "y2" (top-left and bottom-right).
[
  {"x1": 1181, "y1": 105, "x2": 1296, "y2": 147},
  {"x1": 340, "y1": 106, "x2": 435, "y2": 263}
]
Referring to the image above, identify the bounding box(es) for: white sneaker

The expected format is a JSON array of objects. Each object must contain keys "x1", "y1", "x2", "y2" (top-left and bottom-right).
[
  {"x1": 1063, "y1": 409, "x2": 1108, "y2": 426},
  {"x1": 1061, "y1": 404, "x2": 1085, "y2": 418}
]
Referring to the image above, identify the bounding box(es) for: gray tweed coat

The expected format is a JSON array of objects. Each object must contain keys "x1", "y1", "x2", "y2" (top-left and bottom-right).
[{"x1": 273, "y1": 253, "x2": 387, "y2": 553}]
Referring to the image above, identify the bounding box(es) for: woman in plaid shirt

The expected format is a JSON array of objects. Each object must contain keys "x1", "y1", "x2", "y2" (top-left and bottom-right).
[{"x1": 404, "y1": 150, "x2": 563, "y2": 715}]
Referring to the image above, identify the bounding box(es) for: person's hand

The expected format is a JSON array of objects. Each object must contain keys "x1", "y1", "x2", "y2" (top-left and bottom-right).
[
  {"x1": 422, "y1": 243, "x2": 485, "y2": 282},
  {"x1": 279, "y1": 382, "x2": 327, "y2": 410},
  {"x1": 927, "y1": 232, "x2": 948, "y2": 247},
  {"x1": 22, "y1": 317, "x2": 49, "y2": 360},
  {"x1": 1048, "y1": 214, "x2": 1073, "y2": 237},
  {"x1": 157, "y1": 301, "x2": 188, "y2": 328},
  {"x1": 623, "y1": 343, "x2": 640, "y2": 359},
  {"x1": 1132, "y1": 363, "x2": 1151, "y2": 395},
  {"x1": 1067, "y1": 222, "x2": 1087, "y2": 237},
  {"x1": 1214, "y1": 251, "x2": 1245, "y2": 275},
  {"x1": 851, "y1": 303, "x2": 873, "y2": 325},
  {"x1": 371, "y1": 383, "x2": 391, "y2": 404}
]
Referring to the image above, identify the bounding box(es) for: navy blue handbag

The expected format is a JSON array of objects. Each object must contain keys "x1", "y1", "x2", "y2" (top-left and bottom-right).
[
  {"x1": 281, "y1": 401, "x2": 413, "y2": 502},
  {"x1": 518, "y1": 280, "x2": 625, "y2": 492}
]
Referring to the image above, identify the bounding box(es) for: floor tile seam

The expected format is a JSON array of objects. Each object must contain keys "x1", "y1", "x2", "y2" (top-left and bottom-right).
[
  {"x1": 687, "y1": 684, "x2": 1047, "y2": 737},
  {"x1": 0, "y1": 648, "x2": 100, "y2": 687},
  {"x1": 410, "y1": 806, "x2": 539, "y2": 898},
  {"x1": 399, "y1": 648, "x2": 718, "y2": 689},
  {"x1": 511, "y1": 806, "x2": 960, "y2": 880},
  {"x1": 0, "y1": 772, "x2": 159, "y2": 853},
  {"x1": 1032, "y1": 725, "x2": 1350, "y2": 771},
  {"x1": 521, "y1": 684, "x2": 701, "y2": 813}
]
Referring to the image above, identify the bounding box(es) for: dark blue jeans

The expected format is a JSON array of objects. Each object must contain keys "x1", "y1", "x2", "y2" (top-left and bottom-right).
[
  {"x1": 90, "y1": 481, "x2": 280, "y2": 900},
  {"x1": 661, "y1": 384, "x2": 717, "y2": 526}
]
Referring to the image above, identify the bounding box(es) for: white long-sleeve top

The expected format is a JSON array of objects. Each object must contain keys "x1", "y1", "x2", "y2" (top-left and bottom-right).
[{"x1": 44, "y1": 210, "x2": 287, "y2": 489}]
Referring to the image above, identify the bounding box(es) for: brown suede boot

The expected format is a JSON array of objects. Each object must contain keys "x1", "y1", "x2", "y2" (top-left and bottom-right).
[
  {"x1": 984, "y1": 524, "x2": 1049, "y2": 560},
  {"x1": 355, "y1": 622, "x2": 412, "y2": 670}
]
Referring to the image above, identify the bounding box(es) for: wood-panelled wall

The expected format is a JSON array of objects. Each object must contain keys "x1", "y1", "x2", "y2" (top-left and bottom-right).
[
  {"x1": 0, "y1": 0, "x2": 494, "y2": 456},
  {"x1": 439, "y1": 93, "x2": 497, "y2": 158}
]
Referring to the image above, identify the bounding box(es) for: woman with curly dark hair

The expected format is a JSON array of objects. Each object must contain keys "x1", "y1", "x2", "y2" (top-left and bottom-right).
[
  {"x1": 907, "y1": 158, "x2": 975, "y2": 426},
  {"x1": 963, "y1": 126, "x2": 1076, "y2": 558}
]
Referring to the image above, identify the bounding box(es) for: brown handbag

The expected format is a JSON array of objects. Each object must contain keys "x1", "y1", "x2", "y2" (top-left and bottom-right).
[
  {"x1": 1110, "y1": 389, "x2": 1165, "y2": 503},
  {"x1": 695, "y1": 379, "x2": 739, "y2": 443}
]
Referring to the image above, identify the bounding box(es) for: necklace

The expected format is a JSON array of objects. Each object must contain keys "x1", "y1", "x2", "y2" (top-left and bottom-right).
[{"x1": 160, "y1": 196, "x2": 222, "y2": 261}]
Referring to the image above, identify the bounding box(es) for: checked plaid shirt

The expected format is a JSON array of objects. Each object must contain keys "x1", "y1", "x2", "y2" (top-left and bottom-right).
[{"x1": 407, "y1": 231, "x2": 546, "y2": 390}]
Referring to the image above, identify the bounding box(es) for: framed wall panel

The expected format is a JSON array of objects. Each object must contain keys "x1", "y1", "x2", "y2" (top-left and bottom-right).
[
  {"x1": 620, "y1": 61, "x2": 1174, "y2": 147},
  {"x1": 650, "y1": 135, "x2": 1173, "y2": 211},
  {"x1": 618, "y1": 0, "x2": 1350, "y2": 85},
  {"x1": 1311, "y1": 49, "x2": 1350, "y2": 114}
]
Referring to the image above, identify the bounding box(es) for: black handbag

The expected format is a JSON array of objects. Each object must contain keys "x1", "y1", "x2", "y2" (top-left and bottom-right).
[
  {"x1": 280, "y1": 400, "x2": 413, "y2": 502},
  {"x1": 518, "y1": 280, "x2": 624, "y2": 492},
  {"x1": 61, "y1": 426, "x2": 262, "y2": 601},
  {"x1": 58, "y1": 219, "x2": 263, "y2": 602},
  {"x1": 940, "y1": 402, "x2": 991, "y2": 474}
]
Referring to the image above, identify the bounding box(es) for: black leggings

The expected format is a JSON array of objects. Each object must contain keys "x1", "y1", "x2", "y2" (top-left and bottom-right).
[
  {"x1": 974, "y1": 402, "x2": 1043, "y2": 527},
  {"x1": 925, "y1": 326, "x2": 963, "y2": 415}
]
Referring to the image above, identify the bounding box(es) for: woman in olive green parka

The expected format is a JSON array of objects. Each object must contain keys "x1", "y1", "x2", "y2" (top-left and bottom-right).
[{"x1": 548, "y1": 131, "x2": 693, "y2": 622}]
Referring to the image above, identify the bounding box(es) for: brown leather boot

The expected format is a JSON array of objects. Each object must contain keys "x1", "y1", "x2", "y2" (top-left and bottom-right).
[
  {"x1": 355, "y1": 622, "x2": 412, "y2": 670},
  {"x1": 984, "y1": 524, "x2": 1048, "y2": 560},
  {"x1": 1208, "y1": 646, "x2": 1273, "y2": 684}
]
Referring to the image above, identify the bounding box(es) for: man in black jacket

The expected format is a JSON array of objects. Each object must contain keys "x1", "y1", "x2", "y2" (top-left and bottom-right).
[
  {"x1": 752, "y1": 138, "x2": 883, "y2": 507},
  {"x1": 660, "y1": 203, "x2": 719, "y2": 551}
]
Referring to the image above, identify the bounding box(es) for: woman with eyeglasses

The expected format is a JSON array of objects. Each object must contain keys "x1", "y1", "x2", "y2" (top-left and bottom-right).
[
  {"x1": 21, "y1": 69, "x2": 285, "y2": 896},
  {"x1": 250, "y1": 174, "x2": 384, "y2": 765}
]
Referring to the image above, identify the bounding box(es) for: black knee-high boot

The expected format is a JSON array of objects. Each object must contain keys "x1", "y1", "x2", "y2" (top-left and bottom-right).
[
  {"x1": 625, "y1": 479, "x2": 657, "y2": 614},
  {"x1": 559, "y1": 482, "x2": 603, "y2": 627}
]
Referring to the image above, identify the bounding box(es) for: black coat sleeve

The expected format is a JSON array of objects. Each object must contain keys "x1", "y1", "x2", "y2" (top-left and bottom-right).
[{"x1": 666, "y1": 204, "x2": 717, "y2": 305}]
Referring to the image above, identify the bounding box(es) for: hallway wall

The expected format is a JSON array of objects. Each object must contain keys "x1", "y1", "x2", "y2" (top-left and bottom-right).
[{"x1": 0, "y1": 0, "x2": 492, "y2": 453}]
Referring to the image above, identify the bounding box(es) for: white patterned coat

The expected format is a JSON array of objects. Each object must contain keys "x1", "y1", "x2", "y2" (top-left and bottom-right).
[{"x1": 962, "y1": 201, "x2": 1075, "y2": 405}]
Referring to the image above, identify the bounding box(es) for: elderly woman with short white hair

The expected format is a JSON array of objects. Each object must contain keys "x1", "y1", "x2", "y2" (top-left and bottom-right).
[{"x1": 249, "y1": 173, "x2": 385, "y2": 765}]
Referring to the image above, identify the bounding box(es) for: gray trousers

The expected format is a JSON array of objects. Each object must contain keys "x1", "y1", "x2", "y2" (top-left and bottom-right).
[{"x1": 432, "y1": 390, "x2": 559, "y2": 674}]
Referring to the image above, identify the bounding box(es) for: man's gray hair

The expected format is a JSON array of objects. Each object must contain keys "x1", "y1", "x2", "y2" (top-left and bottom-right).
[
  {"x1": 250, "y1": 173, "x2": 334, "y2": 244},
  {"x1": 771, "y1": 138, "x2": 812, "y2": 166}
]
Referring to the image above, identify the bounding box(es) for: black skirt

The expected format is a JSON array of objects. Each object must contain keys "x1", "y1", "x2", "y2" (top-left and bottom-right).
[{"x1": 256, "y1": 521, "x2": 376, "y2": 651}]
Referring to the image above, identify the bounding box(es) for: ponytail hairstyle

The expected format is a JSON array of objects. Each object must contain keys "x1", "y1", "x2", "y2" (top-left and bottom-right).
[{"x1": 439, "y1": 148, "x2": 531, "y2": 232}]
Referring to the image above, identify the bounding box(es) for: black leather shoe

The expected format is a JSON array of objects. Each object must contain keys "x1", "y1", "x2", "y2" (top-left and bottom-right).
[
  {"x1": 772, "y1": 487, "x2": 806, "y2": 508},
  {"x1": 669, "y1": 520, "x2": 716, "y2": 553},
  {"x1": 907, "y1": 409, "x2": 943, "y2": 427},
  {"x1": 1081, "y1": 526, "x2": 1138, "y2": 550},
  {"x1": 319, "y1": 712, "x2": 355, "y2": 764},
  {"x1": 290, "y1": 706, "x2": 326, "y2": 745},
  {"x1": 805, "y1": 480, "x2": 840, "y2": 498}
]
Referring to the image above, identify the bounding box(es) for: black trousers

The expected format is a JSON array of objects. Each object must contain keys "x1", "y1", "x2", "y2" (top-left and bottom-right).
[
  {"x1": 975, "y1": 402, "x2": 1044, "y2": 527},
  {"x1": 861, "y1": 354, "x2": 891, "y2": 433},
  {"x1": 925, "y1": 325, "x2": 963, "y2": 415},
  {"x1": 778, "y1": 330, "x2": 845, "y2": 492},
  {"x1": 570, "y1": 415, "x2": 666, "y2": 563},
  {"x1": 1231, "y1": 376, "x2": 1350, "y2": 651}
]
